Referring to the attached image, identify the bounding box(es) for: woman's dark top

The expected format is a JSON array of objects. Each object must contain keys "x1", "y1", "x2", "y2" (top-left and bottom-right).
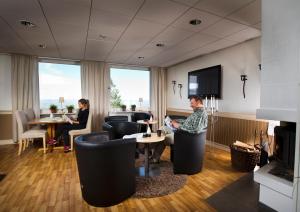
[{"x1": 77, "y1": 108, "x2": 89, "y2": 128}]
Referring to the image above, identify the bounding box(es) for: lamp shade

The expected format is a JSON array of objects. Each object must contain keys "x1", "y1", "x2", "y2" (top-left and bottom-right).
[
  {"x1": 59, "y1": 97, "x2": 64, "y2": 103},
  {"x1": 138, "y1": 98, "x2": 143, "y2": 103}
]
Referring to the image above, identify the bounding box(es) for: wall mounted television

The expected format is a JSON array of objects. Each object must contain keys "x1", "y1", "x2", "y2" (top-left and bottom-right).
[{"x1": 188, "y1": 65, "x2": 222, "y2": 99}]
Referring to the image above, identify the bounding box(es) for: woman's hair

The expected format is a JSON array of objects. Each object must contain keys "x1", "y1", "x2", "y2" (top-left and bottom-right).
[{"x1": 78, "y1": 98, "x2": 90, "y2": 109}]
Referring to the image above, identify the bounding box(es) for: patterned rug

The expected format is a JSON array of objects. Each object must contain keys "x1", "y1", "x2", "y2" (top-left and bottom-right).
[{"x1": 134, "y1": 160, "x2": 187, "y2": 198}]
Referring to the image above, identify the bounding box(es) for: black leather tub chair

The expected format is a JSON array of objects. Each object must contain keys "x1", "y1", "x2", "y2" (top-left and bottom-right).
[
  {"x1": 172, "y1": 130, "x2": 207, "y2": 175},
  {"x1": 74, "y1": 132, "x2": 136, "y2": 207}
]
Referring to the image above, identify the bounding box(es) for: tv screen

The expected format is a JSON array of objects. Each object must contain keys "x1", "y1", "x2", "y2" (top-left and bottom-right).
[{"x1": 188, "y1": 65, "x2": 222, "y2": 99}]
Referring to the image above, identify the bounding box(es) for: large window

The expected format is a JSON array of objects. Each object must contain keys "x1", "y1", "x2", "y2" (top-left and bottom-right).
[
  {"x1": 39, "y1": 62, "x2": 81, "y2": 109},
  {"x1": 110, "y1": 67, "x2": 150, "y2": 110}
]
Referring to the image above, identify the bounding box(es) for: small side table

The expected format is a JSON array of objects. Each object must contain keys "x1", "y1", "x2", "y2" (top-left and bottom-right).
[{"x1": 135, "y1": 133, "x2": 165, "y2": 177}]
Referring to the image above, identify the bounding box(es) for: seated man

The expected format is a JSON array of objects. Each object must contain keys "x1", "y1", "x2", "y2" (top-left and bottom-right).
[{"x1": 151, "y1": 95, "x2": 208, "y2": 163}]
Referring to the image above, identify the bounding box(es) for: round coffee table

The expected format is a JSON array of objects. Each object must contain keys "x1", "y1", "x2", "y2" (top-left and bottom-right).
[{"x1": 136, "y1": 133, "x2": 165, "y2": 177}]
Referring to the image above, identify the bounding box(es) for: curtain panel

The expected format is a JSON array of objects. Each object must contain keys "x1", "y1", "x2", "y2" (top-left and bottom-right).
[
  {"x1": 150, "y1": 67, "x2": 167, "y2": 131},
  {"x1": 11, "y1": 54, "x2": 39, "y2": 142},
  {"x1": 81, "y1": 61, "x2": 110, "y2": 132}
]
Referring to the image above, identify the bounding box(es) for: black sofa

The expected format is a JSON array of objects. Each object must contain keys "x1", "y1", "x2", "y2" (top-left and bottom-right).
[
  {"x1": 102, "y1": 121, "x2": 140, "y2": 139},
  {"x1": 172, "y1": 130, "x2": 207, "y2": 175},
  {"x1": 74, "y1": 132, "x2": 136, "y2": 207}
]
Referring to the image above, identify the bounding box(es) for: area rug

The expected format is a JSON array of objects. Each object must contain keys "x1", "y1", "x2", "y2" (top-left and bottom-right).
[
  {"x1": 206, "y1": 173, "x2": 275, "y2": 212},
  {"x1": 0, "y1": 174, "x2": 6, "y2": 182},
  {"x1": 134, "y1": 160, "x2": 187, "y2": 198}
]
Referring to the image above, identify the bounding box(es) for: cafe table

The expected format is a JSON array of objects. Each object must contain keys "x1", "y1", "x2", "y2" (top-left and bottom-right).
[
  {"x1": 28, "y1": 117, "x2": 68, "y2": 151},
  {"x1": 134, "y1": 133, "x2": 165, "y2": 177}
]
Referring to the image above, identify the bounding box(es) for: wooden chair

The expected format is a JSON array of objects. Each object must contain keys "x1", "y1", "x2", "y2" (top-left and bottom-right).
[
  {"x1": 69, "y1": 112, "x2": 92, "y2": 151},
  {"x1": 15, "y1": 110, "x2": 47, "y2": 155}
]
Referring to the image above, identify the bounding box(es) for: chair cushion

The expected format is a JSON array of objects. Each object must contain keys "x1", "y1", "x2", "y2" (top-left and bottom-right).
[{"x1": 21, "y1": 129, "x2": 46, "y2": 139}]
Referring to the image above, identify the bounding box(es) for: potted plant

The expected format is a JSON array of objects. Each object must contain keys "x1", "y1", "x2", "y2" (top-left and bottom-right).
[
  {"x1": 121, "y1": 104, "x2": 127, "y2": 111},
  {"x1": 49, "y1": 104, "x2": 58, "y2": 113},
  {"x1": 130, "y1": 104, "x2": 136, "y2": 111},
  {"x1": 66, "y1": 105, "x2": 74, "y2": 113}
]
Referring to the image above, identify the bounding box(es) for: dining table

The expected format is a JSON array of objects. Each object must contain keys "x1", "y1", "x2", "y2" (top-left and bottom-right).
[{"x1": 28, "y1": 117, "x2": 69, "y2": 151}]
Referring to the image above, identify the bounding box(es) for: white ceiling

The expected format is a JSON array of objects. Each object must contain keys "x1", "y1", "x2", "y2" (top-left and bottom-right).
[{"x1": 0, "y1": 0, "x2": 261, "y2": 67}]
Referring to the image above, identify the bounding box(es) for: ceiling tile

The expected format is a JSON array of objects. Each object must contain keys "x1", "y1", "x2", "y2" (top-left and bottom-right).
[
  {"x1": 163, "y1": 39, "x2": 238, "y2": 67},
  {"x1": 85, "y1": 39, "x2": 115, "y2": 61},
  {"x1": 93, "y1": 0, "x2": 144, "y2": 18},
  {"x1": 0, "y1": 0, "x2": 60, "y2": 57},
  {"x1": 194, "y1": 0, "x2": 254, "y2": 17},
  {"x1": 172, "y1": 8, "x2": 221, "y2": 32},
  {"x1": 39, "y1": 0, "x2": 90, "y2": 27},
  {"x1": 225, "y1": 27, "x2": 261, "y2": 42},
  {"x1": 204, "y1": 19, "x2": 248, "y2": 38},
  {"x1": 151, "y1": 26, "x2": 194, "y2": 47},
  {"x1": 107, "y1": 19, "x2": 166, "y2": 62},
  {"x1": 227, "y1": 0, "x2": 261, "y2": 25},
  {"x1": 90, "y1": 9, "x2": 132, "y2": 41},
  {"x1": 0, "y1": 18, "x2": 32, "y2": 55},
  {"x1": 172, "y1": 0, "x2": 199, "y2": 6},
  {"x1": 136, "y1": 0, "x2": 188, "y2": 25}
]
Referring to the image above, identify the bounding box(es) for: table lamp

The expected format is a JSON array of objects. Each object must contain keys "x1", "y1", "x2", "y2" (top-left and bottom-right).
[
  {"x1": 59, "y1": 97, "x2": 64, "y2": 112},
  {"x1": 138, "y1": 97, "x2": 143, "y2": 110}
]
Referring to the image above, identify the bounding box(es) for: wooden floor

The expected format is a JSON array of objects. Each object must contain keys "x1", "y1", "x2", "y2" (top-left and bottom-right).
[{"x1": 0, "y1": 143, "x2": 245, "y2": 212}]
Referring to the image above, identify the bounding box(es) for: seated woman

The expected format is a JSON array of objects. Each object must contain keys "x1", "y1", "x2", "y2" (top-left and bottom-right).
[{"x1": 55, "y1": 98, "x2": 89, "y2": 152}]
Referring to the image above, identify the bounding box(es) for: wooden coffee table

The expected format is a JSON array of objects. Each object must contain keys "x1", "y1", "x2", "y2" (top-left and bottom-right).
[{"x1": 135, "y1": 133, "x2": 165, "y2": 177}]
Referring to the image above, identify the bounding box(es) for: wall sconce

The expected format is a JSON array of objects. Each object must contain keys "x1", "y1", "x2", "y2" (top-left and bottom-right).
[
  {"x1": 178, "y1": 84, "x2": 183, "y2": 99},
  {"x1": 172, "y1": 80, "x2": 176, "y2": 94},
  {"x1": 240, "y1": 75, "x2": 247, "y2": 99},
  {"x1": 258, "y1": 64, "x2": 261, "y2": 71}
]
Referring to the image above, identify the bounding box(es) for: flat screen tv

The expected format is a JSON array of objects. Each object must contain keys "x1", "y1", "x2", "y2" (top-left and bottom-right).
[{"x1": 188, "y1": 65, "x2": 222, "y2": 99}]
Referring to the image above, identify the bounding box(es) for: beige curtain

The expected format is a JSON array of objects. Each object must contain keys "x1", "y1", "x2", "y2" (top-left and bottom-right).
[
  {"x1": 11, "y1": 54, "x2": 39, "y2": 142},
  {"x1": 150, "y1": 67, "x2": 167, "y2": 131},
  {"x1": 81, "y1": 61, "x2": 110, "y2": 132}
]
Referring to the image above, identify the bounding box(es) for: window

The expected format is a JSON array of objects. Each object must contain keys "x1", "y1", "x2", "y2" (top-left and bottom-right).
[
  {"x1": 39, "y1": 62, "x2": 81, "y2": 110},
  {"x1": 110, "y1": 67, "x2": 150, "y2": 110}
]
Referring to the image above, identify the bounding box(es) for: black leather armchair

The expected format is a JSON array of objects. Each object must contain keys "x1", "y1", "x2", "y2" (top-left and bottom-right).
[
  {"x1": 104, "y1": 115, "x2": 128, "y2": 122},
  {"x1": 74, "y1": 132, "x2": 136, "y2": 207},
  {"x1": 172, "y1": 130, "x2": 207, "y2": 175},
  {"x1": 131, "y1": 113, "x2": 151, "y2": 132},
  {"x1": 102, "y1": 121, "x2": 140, "y2": 139}
]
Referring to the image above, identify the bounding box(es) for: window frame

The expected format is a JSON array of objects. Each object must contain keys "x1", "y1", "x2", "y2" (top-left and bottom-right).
[
  {"x1": 109, "y1": 65, "x2": 151, "y2": 112},
  {"x1": 38, "y1": 58, "x2": 81, "y2": 114}
]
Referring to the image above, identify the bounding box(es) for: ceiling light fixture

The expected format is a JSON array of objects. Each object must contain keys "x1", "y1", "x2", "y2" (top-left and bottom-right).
[
  {"x1": 19, "y1": 20, "x2": 36, "y2": 28},
  {"x1": 98, "y1": 34, "x2": 107, "y2": 40},
  {"x1": 38, "y1": 44, "x2": 47, "y2": 48},
  {"x1": 156, "y1": 43, "x2": 165, "y2": 47},
  {"x1": 189, "y1": 19, "x2": 201, "y2": 25},
  {"x1": 138, "y1": 56, "x2": 144, "y2": 59}
]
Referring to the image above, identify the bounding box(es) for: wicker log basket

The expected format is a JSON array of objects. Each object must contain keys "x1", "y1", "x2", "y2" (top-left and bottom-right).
[{"x1": 230, "y1": 141, "x2": 261, "y2": 172}]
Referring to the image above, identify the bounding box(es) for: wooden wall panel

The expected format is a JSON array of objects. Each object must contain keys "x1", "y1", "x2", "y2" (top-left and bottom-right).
[
  {"x1": 0, "y1": 113, "x2": 13, "y2": 140},
  {"x1": 167, "y1": 110, "x2": 269, "y2": 147}
]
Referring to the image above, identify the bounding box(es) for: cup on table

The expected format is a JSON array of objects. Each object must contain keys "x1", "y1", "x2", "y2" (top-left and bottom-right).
[{"x1": 157, "y1": 129, "x2": 162, "y2": 137}]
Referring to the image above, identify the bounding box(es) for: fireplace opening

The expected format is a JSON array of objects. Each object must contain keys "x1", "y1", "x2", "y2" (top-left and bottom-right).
[{"x1": 268, "y1": 122, "x2": 296, "y2": 182}]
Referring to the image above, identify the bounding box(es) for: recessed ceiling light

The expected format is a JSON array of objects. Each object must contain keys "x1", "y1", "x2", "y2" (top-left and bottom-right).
[
  {"x1": 19, "y1": 20, "x2": 36, "y2": 28},
  {"x1": 138, "y1": 56, "x2": 144, "y2": 59},
  {"x1": 38, "y1": 44, "x2": 47, "y2": 48},
  {"x1": 189, "y1": 19, "x2": 201, "y2": 25},
  {"x1": 156, "y1": 43, "x2": 165, "y2": 47},
  {"x1": 98, "y1": 34, "x2": 107, "y2": 40}
]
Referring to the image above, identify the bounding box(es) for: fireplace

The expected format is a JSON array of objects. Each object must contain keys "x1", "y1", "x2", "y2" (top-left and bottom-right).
[{"x1": 254, "y1": 122, "x2": 297, "y2": 211}]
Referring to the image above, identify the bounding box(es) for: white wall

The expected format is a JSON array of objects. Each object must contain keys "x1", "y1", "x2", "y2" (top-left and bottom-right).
[
  {"x1": 167, "y1": 38, "x2": 261, "y2": 114},
  {"x1": 0, "y1": 54, "x2": 12, "y2": 111}
]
